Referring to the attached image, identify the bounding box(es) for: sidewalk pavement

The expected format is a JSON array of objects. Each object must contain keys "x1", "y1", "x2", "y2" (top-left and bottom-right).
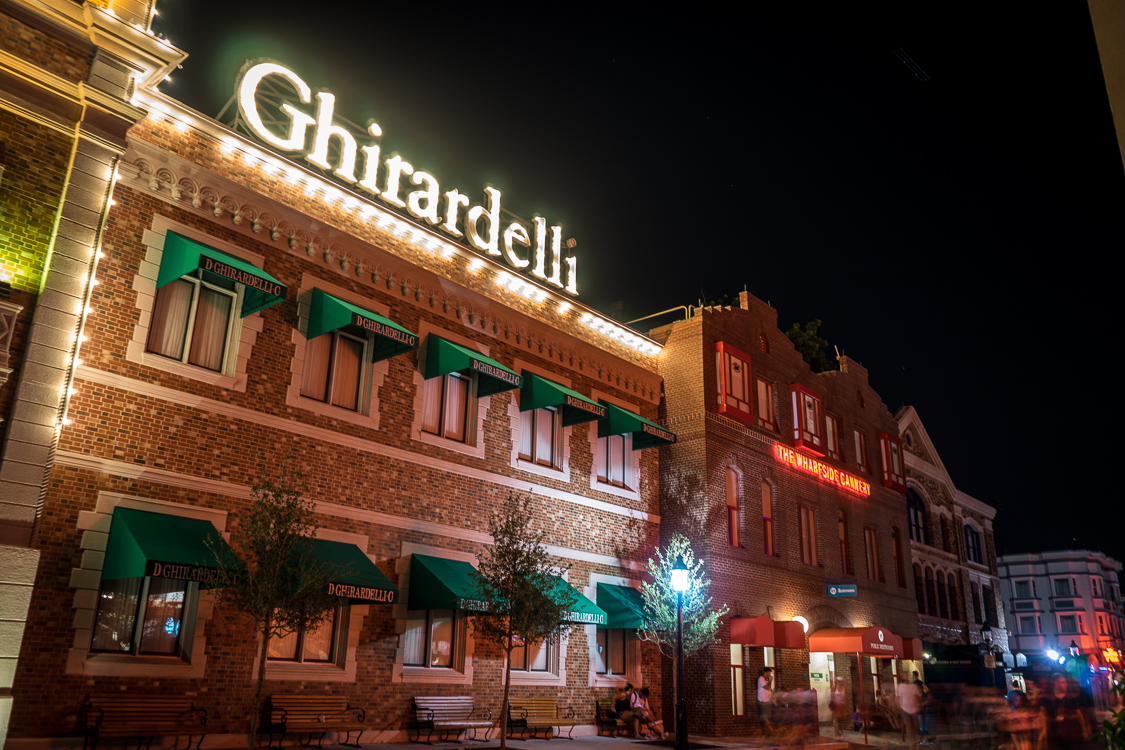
[{"x1": 279, "y1": 733, "x2": 849, "y2": 750}]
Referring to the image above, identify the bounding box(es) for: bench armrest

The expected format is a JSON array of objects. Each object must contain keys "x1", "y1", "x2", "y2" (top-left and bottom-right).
[
  {"x1": 560, "y1": 706, "x2": 575, "y2": 720},
  {"x1": 346, "y1": 705, "x2": 366, "y2": 723},
  {"x1": 185, "y1": 705, "x2": 208, "y2": 726}
]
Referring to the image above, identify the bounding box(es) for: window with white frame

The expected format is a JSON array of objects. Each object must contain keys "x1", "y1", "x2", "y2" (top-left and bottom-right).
[
  {"x1": 596, "y1": 628, "x2": 633, "y2": 676},
  {"x1": 422, "y1": 373, "x2": 473, "y2": 444},
  {"x1": 826, "y1": 414, "x2": 841, "y2": 460},
  {"x1": 596, "y1": 433, "x2": 635, "y2": 490},
  {"x1": 1059, "y1": 614, "x2": 1078, "y2": 634},
  {"x1": 715, "y1": 342, "x2": 753, "y2": 424},
  {"x1": 864, "y1": 527, "x2": 880, "y2": 581},
  {"x1": 726, "y1": 467, "x2": 742, "y2": 547},
  {"x1": 964, "y1": 525, "x2": 983, "y2": 564},
  {"x1": 146, "y1": 270, "x2": 241, "y2": 374},
  {"x1": 1019, "y1": 615, "x2": 1037, "y2": 634},
  {"x1": 403, "y1": 609, "x2": 458, "y2": 668},
  {"x1": 268, "y1": 607, "x2": 347, "y2": 664},
  {"x1": 1015, "y1": 580, "x2": 1032, "y2": 599},
  {"x1": 510, "y1": 636, "x2": 553, "y2": 672},
  {"x1": 762, "y1": 482, "x2": 776, "y2": 556},
  {"x1": 731, "y1": 644, "x2": 745, "y2": 716},
  {"x1": 854, "y1": 429, "x2": 869, "y2": 472},
  {"x1": 791, "y1": 385, "x2": 823, "y2": 452},
  {"x1": 519, "y1": 406, "x2": 561, "y2": 469},
  {"x1": 91, "y1": 577, "x2": 198, "y2": 659},
  {"x1": 301, "y1": 326, "x2": 368, "y2": 412}
]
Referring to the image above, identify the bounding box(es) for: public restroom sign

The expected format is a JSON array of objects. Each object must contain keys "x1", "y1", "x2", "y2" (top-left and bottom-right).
[
  {"x1": 825, "y1": 581, "x2": 858, "y2": 598},
  {"x1": 236, "y1": 62, "x2": 578, "y2": 296},
  {"x1": 773, "y1": 443, "x2": 871, "y2": 497}
]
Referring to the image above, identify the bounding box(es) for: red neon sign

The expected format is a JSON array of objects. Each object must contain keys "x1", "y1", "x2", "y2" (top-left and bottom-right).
[{"x1": 773, "y1": 443, "x2": 871, "y2": 497}]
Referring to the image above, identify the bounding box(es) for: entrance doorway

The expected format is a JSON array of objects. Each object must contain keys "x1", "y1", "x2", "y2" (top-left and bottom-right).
[{"x1": 809, "y1": 652, "x2": 835, "y2": 722}]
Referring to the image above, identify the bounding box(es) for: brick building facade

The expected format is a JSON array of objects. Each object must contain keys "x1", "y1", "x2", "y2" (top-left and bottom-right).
[
  {"x1": 2, "y1": 5, "x2": 675, "y2": 745},
  {"x1": 894, "y1": 407, "x2": 1006, "y2": 686},
  {"x1": 651, "y1": 294, "x2": 922, "y2": 737}
]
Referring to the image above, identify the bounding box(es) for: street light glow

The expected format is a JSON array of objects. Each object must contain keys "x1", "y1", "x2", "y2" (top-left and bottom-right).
[
  {"x1": 1047, "y1": 649, "x2": 1059, "y2": 660},
  {"x1": 793, "y1": 616, "x2": 809, "y2": 633},
  {"x1": 670, "y1": 558, "x2": 690, "y2": 593}
]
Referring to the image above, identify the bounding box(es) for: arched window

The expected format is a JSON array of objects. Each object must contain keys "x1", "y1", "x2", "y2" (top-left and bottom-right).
[
  {"x1": 726, "y1": 468, "x2": 741, "y2": 548},
  {"x1": 838, "y1": 510, "x2": 851, "y2": 574},
  {"x1": 907, "y1": 488, "x2": 928, "y2": 545},
  {"x1": 925, "y1": 567, "x2": 937, "y2": 616},
  {"x1": 913, "y1": 563, "x2": 924, "y2": 614},
  {"x1": 762, "y1": 482, "x2": 775, "y2": 556},
  {"x1": 937, "y1": 570, "x2": 949, "y2": 619},
  {"x1": 964, "y1": 524, "x2": 982, "y2": 564},
  {"x1": 947, "y1": 577, "x2": 959, "y2": 621}
]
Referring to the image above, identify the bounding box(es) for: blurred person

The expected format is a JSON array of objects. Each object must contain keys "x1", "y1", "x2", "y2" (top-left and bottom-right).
[
  {"x1": 612, "y1": 683, "x2": 636, "y2": 736},
  {"x1": 897, "y1": 670, "x2": 923, "y2": 749},
  {"x1": 758, "y1": 667, "x2": 775, "y2": 736},
  {"x1": 830, "y1": 677, "x2": 847, "y2": 738},
  {"x1": 1040, "y1": 675, "x2": 1089, "y2": 750}
]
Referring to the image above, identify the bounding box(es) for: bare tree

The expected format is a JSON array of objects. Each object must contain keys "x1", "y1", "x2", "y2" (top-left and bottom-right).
[{"x1": 471, "y1": 493, "x2": 579, "y2": 750}]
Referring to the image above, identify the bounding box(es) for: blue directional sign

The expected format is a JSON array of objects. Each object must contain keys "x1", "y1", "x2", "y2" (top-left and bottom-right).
[{"x1": 825, "y1": 581, "x2": 858, "y2": 598}]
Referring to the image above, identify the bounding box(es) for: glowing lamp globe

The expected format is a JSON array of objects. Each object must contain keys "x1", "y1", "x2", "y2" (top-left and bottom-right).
[
  {"x1": 1047, "y1": 649, "x2": 1059, "y2": 661},
  {"x1": 670, "y1": 557, "x2": 690, "y2": 593}
]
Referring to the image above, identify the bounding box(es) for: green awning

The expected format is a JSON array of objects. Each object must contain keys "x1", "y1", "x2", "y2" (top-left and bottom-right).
[
  {"x1": 596, "y1": 582, "x2": 647, "y2": 629},
  {"x1": 520, "y1": 372, "x2": 606, "y2": 427},
  {"x1": 306, "y1": 288, "x2": 419, "y2": 363},
  {"x1": 597, "y1": 401, "x2": 677, "y2": 449},
  {"x1": 102, "y1": 507, "x2": 237, "y2": 589},
  {"x1": 408, "y1": 554, "x2": 489, "y2": 612},
  {"x1": 311, "y1": 538, "x2": 398, "y2": 604},
  {"x1": 158, "y1": 231, "x2": 287, "y2": 317},
  {"x1": 545, "y1": 575, "x2": 606, "y2": 625},
  {"x1": 424, "y1": 336, "x2": 522, "y2": 397}
]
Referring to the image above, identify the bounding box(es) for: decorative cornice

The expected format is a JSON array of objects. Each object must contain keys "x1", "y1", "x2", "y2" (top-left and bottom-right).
[{"x1": 119, "y1": 138, "x2": 662, "y2": 404}]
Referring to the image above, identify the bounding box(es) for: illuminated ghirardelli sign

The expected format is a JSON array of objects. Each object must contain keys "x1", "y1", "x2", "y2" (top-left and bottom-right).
[{"x1": 237, "y1": 62, "x2": 578, "y2": 296}]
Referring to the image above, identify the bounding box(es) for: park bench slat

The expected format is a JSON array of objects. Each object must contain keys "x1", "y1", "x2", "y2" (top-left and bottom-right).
[
  {"x1": 80, "y1": 696, "x2": 208, "y2": 750},
  {"x1": 508, "y1": 698, "x2": 576, "y2": 740},
  {"x1": 261, "y1": 694, "x2": 368, "y2": 749},
  {"x1": 412, "y1": 696, "x2": 493, "y2": 743}
]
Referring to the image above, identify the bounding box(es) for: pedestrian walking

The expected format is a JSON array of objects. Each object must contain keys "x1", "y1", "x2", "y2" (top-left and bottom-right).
[
  {"x1": 896, "y1": 670, "x2": 923, "y2": 749},
  {"x1": 758, "y1": 667, "x2": 775, "y2": 736},
  {"x1": 830, "y1": 677, "x2": 847, "y2": 738}
]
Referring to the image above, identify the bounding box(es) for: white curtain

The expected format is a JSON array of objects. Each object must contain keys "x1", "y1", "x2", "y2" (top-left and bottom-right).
[
  {"x1": 146, "y1": 279, "x2": 192, "y2": 359},
  {"x1": 302, "y1": 611, "x2": 336, "y2": 662},
  {"x1": 91, "y1": 577, "x2": 142, "y2": 652},
  {"x1": 534, "y1": 409, "x2": 554, "y2": 466},
  {"x1": 442, "y1": 376, "x2": 468, "y2": 441},
  {"x1": 138, "y1": 578, "x2": 185, "y2": 655},
  {"x1": 403, "y1": 611, "x2": 427, "y2": 665},
  {"x1": 421, "y1": 378, "x2": 443, "y2": 435},
  {"x1": 527, "y1": 639, "x2": 548, "y2": 671},
  {"x1": 594, "y1": 437, "x2": 608, "y2": 482},
  {"x1": 429, "y1": 609, "x2": 454, "y2": 667},
  {"x1": 622, "y1": 435, "x2": 635, "y2": 489},
  {"x1": 331, "y1": 335, "x2": 363, "y2": 411},
  {"x1": 518, "y1": 409, "x2": 533, "y2": 459},
  {"x1": 301, "y1": 334, "x2": 332, "y2": 402},
  {"x1": 594, "y1": 629, "x2": 608, "y2": 673},
  {"x1": 188, "y1": 286, "x2": 232, "y2": 372}
]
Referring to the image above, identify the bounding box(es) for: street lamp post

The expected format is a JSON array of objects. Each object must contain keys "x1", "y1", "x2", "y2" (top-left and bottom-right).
[{"x1": 671, "y1": 557, "x2": 690, "y2": 750}]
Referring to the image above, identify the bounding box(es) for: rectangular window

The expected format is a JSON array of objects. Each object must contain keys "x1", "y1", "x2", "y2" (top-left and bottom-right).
[
  {"x1": 971, "y1": 582, "x2": 982, "y2": 624},
  {"x1": 762, "y1": 482, "x2": 775, "y2": 556},
  {"x1": 964, "y1": 526, "x2": 983, "y2": 564},
  {"x1": 301, "y1": 329, "x2": 366, "y2": 412},
  {"x1": 510, "y1": 637, "x2": 551, "y2": 672},
  {"x1": 756, "y1": 378, "x2": 776, "y2": 430},
  {"x1": 798, "y1": 506, "x2": 817, "y2": 566},
  {"x1": 726, "y1": 468, "x2": 741, "y2": 548},
  {"x1": 1092, "y1": 578, "x2": 1101, "y2": 598},
  {"x1": 826, "y1": 415, "x2": 841, "y2": 460},
  {"x1": 596, "y1": 434, "x2": 635, "y2": 490},
  {"x1": 863, "y1": 528, "x2": 879, "y2": 581},
  {"x1": 892, "y1": 528, "x2": 905, "y2": 587},
  {"x1": 1059, "y1": 615, "x2": 1078, "y2": 633},
  {"x1": 1054, "y1": 578, "x2": 1071, "y2": 597},
  {"x1": 91, "y1": 577, "x2": 195, "y2": 658},
  {"x1": 596, "y1": 628, "x2": 631, "y2": 675},
  {"x1": 268, "y1": 608, "x2": 344, "y2": 663},
  {"x1": 854, "y1": 430, "x2": 868, "y2": 472},
  {"x1": 146, "y1": 272, "x2": 239, "y2": 373},
  {"x1": 519, "y1": 406, "x2": 560, "y2": 468},
  {"x1": 790, "y1": 385, "x2": 824, "y2": 455},
  {"x1": 404, "y1": 609, "x2": 456, "y2": 667},
  {"x1": 731, "y1": 644, "x2": 745, "y2": 716},
  {"x1": 838, "y1": 511, "x2": 851, "y2": 574},
  {"x1": 1099, "y1": 615, "x2": 1106, "y2": 634},
  {"x1": 1015, "y1": 580, "x2": 1032, "y2": 599},
  {"x1": 878, "y1": 433, "x2": 907, "y2": 491},
  {"x1": 983, "y1": 584, "x2": 996, "y2": 627},
  {"x1": 715, "y1": 342, "x2": 753, "y2": 425},
  {"x1": 422, "y1": 373, "x2": 472, "y2": 443},
  {"x1": 1019, "y1": 615, "x2": 1037, "y2": 634}
]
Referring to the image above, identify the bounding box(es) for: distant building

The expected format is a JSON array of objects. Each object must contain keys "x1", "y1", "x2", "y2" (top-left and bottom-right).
[
  {"x1": 998, "y1": 550, "x2": 1124, "y2": 697},
  {"x1": 894, "y1": 407, "x2": 1005, "y2": 685},
  {"x1": 651, "y1": 293, "x2": 922, "y2": 737}
]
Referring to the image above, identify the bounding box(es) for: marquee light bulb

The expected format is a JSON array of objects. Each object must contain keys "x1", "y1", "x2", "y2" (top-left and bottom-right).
[
  {"x1": 558, "y1": 302, "x2": 571, "y2": 315},
  {"x1": 62, "y1": 418, "x2": 71, "y2": 426},
  {"x1": 469, "y1": 259, "x2": 484, "y2": 273},
  {"x1": 68, "y1": 387, "x2": 78, "y2": 396}
]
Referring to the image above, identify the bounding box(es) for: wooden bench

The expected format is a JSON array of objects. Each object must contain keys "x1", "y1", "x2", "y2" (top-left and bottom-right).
[
  {"x1": 412, "y1": 696, "x2": 493, "y2": 743},
  {"x1": 262, "y1": 695, "x2": 366, "y2": 748},
  {"x1": 594, "y1": 698, "x2": 633, "y2": 737},
  {"x1": 508, "y1": 698, "x2": 576, "y2": 740},
  {"x1": 80, "y1": 695, "x2": 207, "y2": 750}
]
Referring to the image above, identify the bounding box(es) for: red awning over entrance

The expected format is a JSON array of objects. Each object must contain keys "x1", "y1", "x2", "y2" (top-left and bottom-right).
[
  {"x1": 731, "y1": 615, "x2": 775, "y2": 646},
  {"x1": 809, "y1": 626, "x2": 904, "y2": 658},
  {"x1": 731, "y1": 616, "x2": 806, "y2": 649},
  {"x1": 902, "y1": 637, "x2": 924, "y2": 660}
]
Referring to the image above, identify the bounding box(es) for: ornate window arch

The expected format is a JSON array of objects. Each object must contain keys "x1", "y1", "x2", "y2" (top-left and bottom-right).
[{"x1": 906, "y1": 487, "x2": 929, "y2": 545}]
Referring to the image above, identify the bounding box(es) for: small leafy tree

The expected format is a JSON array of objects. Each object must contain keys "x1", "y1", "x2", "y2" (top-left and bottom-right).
[
  {"x1": 1101, "y1": 678, "x2": 1125, "y2": 749},
  {"x1": 784, "y1": 319, "x2": 833, "y2": 373},
  {"x1": 471, "y1": 493, "x2": 579, "y2": 750},
  {"x1": 638, "y1": 532, "x2": 730, "y2": 659},
  {"x1": 207, "y1": 456, "x2": 343, "y2": 750}
]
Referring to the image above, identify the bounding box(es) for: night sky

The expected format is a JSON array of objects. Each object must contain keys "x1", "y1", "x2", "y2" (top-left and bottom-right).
[{"x1": 153, "y1": 4, "x2": 1124, "y2": 564}]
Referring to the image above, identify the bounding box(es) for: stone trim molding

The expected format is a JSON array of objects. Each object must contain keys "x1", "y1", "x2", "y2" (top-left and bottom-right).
[
  {"x1": 0, "y1": 300, "x2": 23, "y2": 380},
  {"x1": 120, "y1": 138, "x2": 661, "y2": 403}
]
